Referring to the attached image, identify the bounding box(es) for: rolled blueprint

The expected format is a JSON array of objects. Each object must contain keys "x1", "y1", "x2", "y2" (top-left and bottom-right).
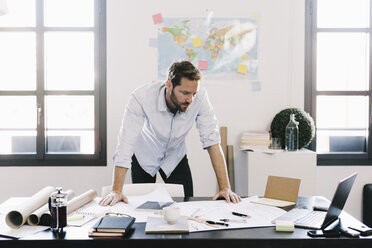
[
  {"x1": 27, "y1": 189, "x2": 75, "y2": 226},
  {"x1": 39, "y1": 189, "x2": 97, "y2": 226},
  {"x1": 66, "y1": 189, "x2": 97, "y2": 214},
  {"x1": 5, "y1": 186, "x2": 55, "y2": 228}
]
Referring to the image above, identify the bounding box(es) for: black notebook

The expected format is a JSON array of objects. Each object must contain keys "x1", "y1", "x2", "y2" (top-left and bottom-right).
[{"x1": 92, "y1": 216, "x2": 135, "y2": 233}]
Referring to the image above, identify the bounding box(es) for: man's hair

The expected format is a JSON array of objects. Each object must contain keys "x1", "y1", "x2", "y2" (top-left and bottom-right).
[{"x1": 167, "y1": 61, "x2": 202, "y2": 87}]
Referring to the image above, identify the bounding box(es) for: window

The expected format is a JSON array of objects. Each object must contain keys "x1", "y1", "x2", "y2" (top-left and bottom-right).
[
  {"x1": 305, "y1": 0, "x2": 371, "y2": 165},
  {"x1": 0, "y1": 0, "x2": 106, "y2": 166}
]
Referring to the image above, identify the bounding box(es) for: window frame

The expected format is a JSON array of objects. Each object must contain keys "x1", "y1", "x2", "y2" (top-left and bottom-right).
[
  {"x1": 305, "y1": 0, "x2": 372, "y2": 165},
  {"x1": 0, "y1": 0, "x2": 106, "y2": 166}
]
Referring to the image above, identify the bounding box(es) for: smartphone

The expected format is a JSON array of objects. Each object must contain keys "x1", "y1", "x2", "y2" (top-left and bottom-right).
[{"x1": 307, "y1": 229, "x2": 341, "y2": 237}]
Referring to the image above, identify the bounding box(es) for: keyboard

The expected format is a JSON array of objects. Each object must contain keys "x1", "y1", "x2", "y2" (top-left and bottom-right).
[
  {"x1": 294, "y1": 210, "x2": 326, "y2": 229},
  {"x1": 273, "y1": 208, "x2": 327, "y2": 229}
]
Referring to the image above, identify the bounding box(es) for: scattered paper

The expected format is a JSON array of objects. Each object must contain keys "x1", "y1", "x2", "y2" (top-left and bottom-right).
[
  {"x1": 0, "y1": 215, "x2": 49, "y2": 239},
  {"x1": 198, "y1": 60, "x2": 208, "y2": 70},
  {"x1": 152, "y1": 13, "x2": 163, "y2": 24},
  {"x1": 251, "y1": 81, "x2": 261, "y2": 92},
  {"x1": 175, "y1": 196, "x2": 286, "y2": 232},
  {"x1": 237, "y1": 64, "x2": 248, "y2": 74}
]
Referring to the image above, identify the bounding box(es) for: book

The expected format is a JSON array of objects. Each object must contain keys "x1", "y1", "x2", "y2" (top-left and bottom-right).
[
  {"x1": 88, "y1": 230, "x2": 126, "y2": 237},
  {"x1": 145, "y1": 216, "x2": 189, "y2": 234},
  {"x1": 91, "y1": 216, "x2": 135, "y2": 233},
  {"x1": 135, "y1": 201, "x2": 174, "y2": 211}
]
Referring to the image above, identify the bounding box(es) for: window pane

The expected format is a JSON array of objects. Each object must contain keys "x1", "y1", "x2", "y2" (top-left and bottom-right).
[
  {"x1": 44, "y1": 0, "x2": 94, "y2": 27},
  {"x1": 318, "y1": 0, "x2": 369, "y2": 28},
  {"x1": 0, "y1": 33, "x2": 36, "y2": 90},
  {"x1": 0, "y1": 96, "x2": 37, "y2": 129},
  {"x1": 0, "y1": 96, "x2": 37, "y2": 154},
  {"x1": 44, "y1": 32, "x2": 94, "y2": 90},
  {"x1": 316, "y1": 130, "x2": 367, "y2": 153},
  {"x1": 45, "y1": 96, "x2": 94, "y2": 154},
  {"x1": 317, "y1": 33, "x2": 369, "y2": 91},
  {"x1": 0, "y1": 0, "x2": 35, "y2": 27},
  {"x1": 317, "y1": 96, "x2": 368, "y2": 129},
  {"x1": 0, "y1": 131, "x2": 36, "y2": 154},
  {"x1": 46, "y1": 131, "x2": 94, "y2": 154},
  {"x1": 45, "y1": 96, "x2": 94, "y2": 129}
]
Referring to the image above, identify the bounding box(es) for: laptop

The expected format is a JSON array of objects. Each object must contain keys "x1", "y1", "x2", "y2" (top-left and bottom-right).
[{"x1": 273, "y1": 172, "x2": 358, "y2": 230}]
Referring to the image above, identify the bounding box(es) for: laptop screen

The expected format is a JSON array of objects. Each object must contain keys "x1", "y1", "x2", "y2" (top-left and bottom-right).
[{"x1": 321, "y1": 172, "x2": 358, "y2": 229}]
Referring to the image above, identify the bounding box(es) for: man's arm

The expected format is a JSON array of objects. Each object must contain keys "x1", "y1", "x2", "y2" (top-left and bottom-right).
[
  {"x1": 207, "y1": 144, "x2": 241, "y2": 203},
  {"x1": 99, "y1": 166, "x2": 129, "y2": 206}
]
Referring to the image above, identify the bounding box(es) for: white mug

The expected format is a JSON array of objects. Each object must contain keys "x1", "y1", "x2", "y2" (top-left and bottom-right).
[{"x1": 163, "y1": 206, "x2": 181, "y2": 225}]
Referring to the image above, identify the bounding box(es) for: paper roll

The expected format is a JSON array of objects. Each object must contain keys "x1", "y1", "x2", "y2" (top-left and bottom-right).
[
  {"x1": 27, "y1": 189, "x2": 75, "y2": 226},
  {"x1": 5, "y1": 186, "x2": 55, "y2": 228},
  {"x1": 39, "y1": 189, "x2": 97, "y2": 226},
  {"x1": 67, "y1": 189, "x2": 97, "y2": 214}
]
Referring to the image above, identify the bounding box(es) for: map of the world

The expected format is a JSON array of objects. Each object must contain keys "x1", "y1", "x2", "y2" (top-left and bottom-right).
[{"x1": 158, "y1": 18, "x2": 258, "y2": 80}]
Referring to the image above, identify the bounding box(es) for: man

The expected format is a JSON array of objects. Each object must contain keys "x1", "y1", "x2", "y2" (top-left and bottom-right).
[{"x1": 100, "y1": 61, "x2": 241, "y2": 206}]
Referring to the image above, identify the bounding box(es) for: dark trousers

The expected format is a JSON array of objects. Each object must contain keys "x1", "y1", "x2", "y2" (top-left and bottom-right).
[{"x1": 131, "y1": 155, "x2": 193, "y2": 197}]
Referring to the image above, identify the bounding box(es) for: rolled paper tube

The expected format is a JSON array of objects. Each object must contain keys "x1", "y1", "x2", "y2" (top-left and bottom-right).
[
  {"x1": 5, "y1": 186, "x2": 55, "y2": 228},
  {"x1": 27, "y1": 189, "x2": 75, "y2": 226},
  {"x1": 67, "y1": 189, "x2": 97, "y2": 214}
]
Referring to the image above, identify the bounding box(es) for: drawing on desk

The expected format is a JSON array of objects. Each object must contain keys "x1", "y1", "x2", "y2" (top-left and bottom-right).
[{"x1": 174, "y1": 196, "x2": 286, "y2": 232}]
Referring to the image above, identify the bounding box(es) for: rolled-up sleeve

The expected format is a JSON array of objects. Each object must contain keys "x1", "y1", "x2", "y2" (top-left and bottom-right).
[
  {"x1": 195, "y1": 91, "x2": 220, "y2": 149},
  {"x1": 113, "y1": 93, "x2": 145, "y2": 168}
]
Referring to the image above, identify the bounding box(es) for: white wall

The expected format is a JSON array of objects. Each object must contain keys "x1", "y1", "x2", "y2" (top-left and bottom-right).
[{"x1": 0, "y1": 0, "x2": 371, "y2": 221}]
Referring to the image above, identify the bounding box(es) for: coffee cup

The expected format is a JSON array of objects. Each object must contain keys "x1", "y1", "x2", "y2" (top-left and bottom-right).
[{"x1": 163, "y1": 206, "x2": 181, "y2": 225}]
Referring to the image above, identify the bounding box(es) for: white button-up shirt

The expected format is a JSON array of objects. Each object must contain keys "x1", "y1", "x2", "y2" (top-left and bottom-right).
[{"x1": 113, "y1": 81, "x2": 220, "y2": 178}]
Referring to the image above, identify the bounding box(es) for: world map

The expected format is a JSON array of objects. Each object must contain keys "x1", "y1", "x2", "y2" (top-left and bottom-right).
[{"x1": 157, "y1": 18, "x2": 258, "y2": 80}]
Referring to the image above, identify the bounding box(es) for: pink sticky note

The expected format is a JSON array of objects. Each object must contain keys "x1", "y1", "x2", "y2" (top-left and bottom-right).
[
  {"x1": 198, "y1": 60, "x2": 208, "y2": 70},
  {"x1": 152, "y1": 13, "x2": 163, "y2": 24}
]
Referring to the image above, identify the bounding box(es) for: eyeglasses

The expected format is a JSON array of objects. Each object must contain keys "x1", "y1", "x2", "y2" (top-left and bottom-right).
[{"x1": 105, "y1": 212, "x2": 132, "y2": 217}]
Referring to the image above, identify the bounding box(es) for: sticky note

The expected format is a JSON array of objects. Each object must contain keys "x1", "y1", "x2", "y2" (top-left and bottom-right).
[
  {"x1": 192, "y1": 37, "x2": 202, "y2": 47},
  {"x1": 149, "y1": 38, "x2": 158, "y2": 48},
  {"x1": 237, "y1": 64, "x2": 248, "y2": 74},
  {"x1": 198, "y1": 60, "x2": 208, "y2": 70},
  {"x1": 275, "y1": 220, "x2": 294, "y2": 232},
  {"x1": 152, "y1": 13, "x2": 163, "y2": 24},
  {"x1": 251, "y1": 81, "x2": 261, "y2": 92},
  {"x1": 68, "y1": 215, "x2": 84, "y2": 221}
]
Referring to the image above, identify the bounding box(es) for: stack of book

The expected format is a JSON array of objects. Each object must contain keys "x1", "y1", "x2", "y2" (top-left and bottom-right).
[
  {"x1": 240, "y1": 131, "x2": 271, "y2": 150},
  {"x1": 89, "y1": 216, "x2": 135, "y2": 237}
]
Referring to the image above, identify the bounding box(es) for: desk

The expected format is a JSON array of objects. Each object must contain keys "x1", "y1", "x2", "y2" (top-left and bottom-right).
[{"x1": 1, "y1": 197, "x2": 371, "y2": 248}]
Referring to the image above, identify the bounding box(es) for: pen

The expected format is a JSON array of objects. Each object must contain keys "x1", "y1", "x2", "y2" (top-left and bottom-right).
[
  {"x1": 220, "y1": 218, "x2": 247, "y2": 223},
  {"x1": 206, "y1": 220, "x2": 229, "y2": 226},
  {"x1": 0, "y1": 233, "x2": 18, "y2": 240},
  {"x1": 232, "y1": 211, "x2": 250, "y2": 218}
]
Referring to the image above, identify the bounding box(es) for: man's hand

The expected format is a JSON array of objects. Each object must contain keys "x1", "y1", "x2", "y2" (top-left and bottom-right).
[
  {"x1": 213, "y1": 188, "x2": 242, "y2": 203},
  {"x1": 99, "y1": 191, "x2": 128, "y2": 206}
]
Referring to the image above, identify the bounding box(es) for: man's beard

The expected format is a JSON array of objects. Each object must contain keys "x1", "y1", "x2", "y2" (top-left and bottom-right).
[{"x1": 170, "y1": 89, "x2": 189, "y2": 112}]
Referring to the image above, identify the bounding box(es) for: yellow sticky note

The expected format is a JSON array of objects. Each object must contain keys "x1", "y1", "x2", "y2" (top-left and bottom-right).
[
  {"x1": 192, "y1": 37, "x2": 202, "y2": 47},
  {"x1": 237, "y1": 64, "x2": 248, "y2": 74}
]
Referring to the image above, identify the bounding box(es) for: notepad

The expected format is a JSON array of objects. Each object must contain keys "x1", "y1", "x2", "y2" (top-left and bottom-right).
[
  {"x1": 250, "y1": 176, "x2": 301, "y2": 208},
  {"x1": 275, "y1": 220, "x2": 294, "y2": 232}
]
